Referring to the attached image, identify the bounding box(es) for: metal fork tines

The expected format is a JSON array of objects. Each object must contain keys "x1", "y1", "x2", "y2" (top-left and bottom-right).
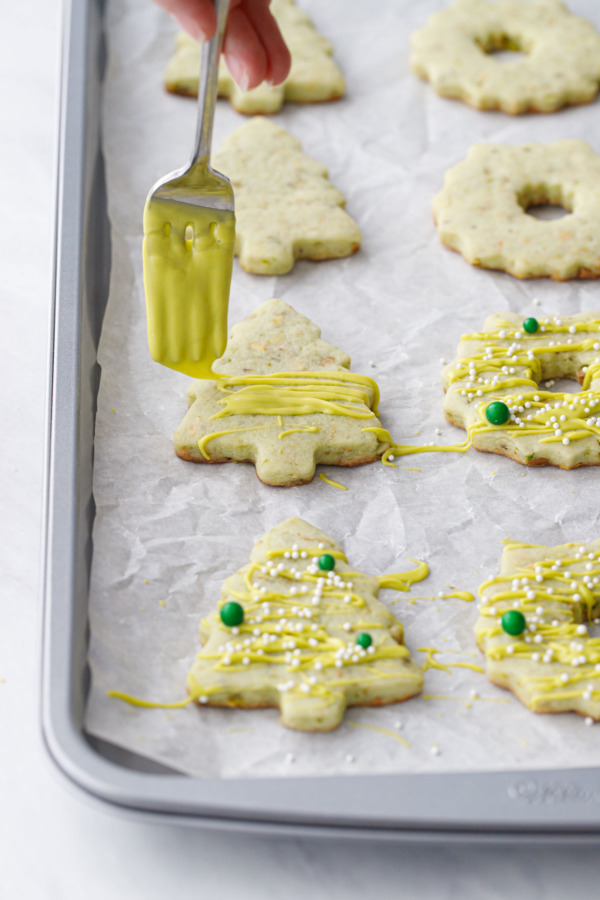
[{"x1": 143, "y1": 0, "x2": 235, "y2": 379}]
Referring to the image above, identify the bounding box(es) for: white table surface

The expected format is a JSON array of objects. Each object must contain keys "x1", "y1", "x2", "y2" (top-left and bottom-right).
[{"x1": 3, "y1": 0, "x2": 600, "y2": 895}]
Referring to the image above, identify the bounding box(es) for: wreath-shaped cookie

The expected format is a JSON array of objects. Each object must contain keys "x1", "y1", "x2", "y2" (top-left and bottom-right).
[
  {"x1": 411, "y1": 0, "x2": 600, "y2": 114},
  {"x1": 442, "y1": 311, "x2": 600, "y2": 468},
  {"x1": 433, "y1": 140, "x2": 600, "y2": 280},
  {"x1": 476, "y1": 538, "x2": 600, "y2": 721}
]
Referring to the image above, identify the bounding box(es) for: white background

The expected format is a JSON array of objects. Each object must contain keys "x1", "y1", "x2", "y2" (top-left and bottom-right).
[{"x1": 4, "y1": 0, "x2": 600, "y2": 896}]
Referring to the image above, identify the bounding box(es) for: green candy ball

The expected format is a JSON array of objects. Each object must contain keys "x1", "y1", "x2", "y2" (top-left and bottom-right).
[
  {"x1": 356, "y1": 632, "x2": 372, "y2": 649},
  {"x1": 501, "y1": 609, "x2": 526, "y2": 637},
  {"x1": 523, "y1": 317, "x2": 539, "y2": 334},
  {"x1": 318, "y1": 553, "x2": 335, "y2": 571},
  {"x1": 485, "y1": 400, "x2": 510, "y2": 426},
  {"x1": 220, "y1": 601, "x2": 244, "y2": 628}
]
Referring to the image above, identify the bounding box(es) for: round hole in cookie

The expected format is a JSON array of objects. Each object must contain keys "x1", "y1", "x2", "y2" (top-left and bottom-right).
[
  {"x1": 526, "y1": 204, "x2": 571, "y2": 222},
  {"x1": 486, "y1": 48, "x2": 528, "y2": 63},
  {"x1": 540, "y1": 377, "x2": 581, "y2": 395},
  {"x1": 476, "y1": 33, "x2": 528, "y2": 62},
  {"x1": 517, "y1": 184, "x2": 573, "y2": 222}
]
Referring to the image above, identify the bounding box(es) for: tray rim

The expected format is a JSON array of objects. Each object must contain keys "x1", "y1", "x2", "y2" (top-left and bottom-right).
[{"x1": 41, "y1": 0, "x2": 600, "y2": 838}]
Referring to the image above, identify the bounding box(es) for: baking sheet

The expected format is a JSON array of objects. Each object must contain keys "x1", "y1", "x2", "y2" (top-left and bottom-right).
[{"x1": 86, "y1": 0, "x2": 600, "y2": 779}]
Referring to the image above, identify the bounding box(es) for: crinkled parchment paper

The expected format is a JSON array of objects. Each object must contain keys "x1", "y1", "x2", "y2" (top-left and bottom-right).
[{"x1": 86, "y1": 0, "x2": 600, "y2": 778}]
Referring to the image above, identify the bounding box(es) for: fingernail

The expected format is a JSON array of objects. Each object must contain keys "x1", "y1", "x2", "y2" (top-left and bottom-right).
[
  {"x1": 227, "y1": 58, "x2": 251, "y2": 93},
  {"x1": 175, "y1": 13, "x2": 208, "y2": 43}
]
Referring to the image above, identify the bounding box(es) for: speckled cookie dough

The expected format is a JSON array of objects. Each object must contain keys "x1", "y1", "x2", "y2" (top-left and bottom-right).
[
  {"x1": 433, "y1": 141, "x2": 600, "y2": 280},
  {"x1": 212, "y1": 117, "x2": 361, "y2": 275},
  {"x1": 442, "y1": 311, "x2": 600, "y2": 468},
  {"x1": 187, "y1": 517, "x2": 425, "y2": 731},
  {"x1": 174, "y1": 299, "x2": 388, "y2": 485},
  {"x1": 476, "y1": 538, "x2": 600, "y2": 721},
  {"x1": 410, "y1": 0, "x2": 600, "y2": 114},
  {"x1": 165, "y1": 0, "x2": 345, "y2": 114}
]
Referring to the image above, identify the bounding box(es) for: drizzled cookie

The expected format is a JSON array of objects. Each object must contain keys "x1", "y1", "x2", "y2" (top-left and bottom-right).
[
  {"x1": 187, "y1": 517, "x2": 425, "y2": 731},
  {"x1": 174, "y1": 299, "x2": 388, "y2": 485}
]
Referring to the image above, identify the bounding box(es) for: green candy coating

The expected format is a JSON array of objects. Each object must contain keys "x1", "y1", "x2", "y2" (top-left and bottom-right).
[
  {"x1": 485, "y1": 400, "x2": 510, "y2": 426},
  {"x1": 356, "y1": 632, "x2": 372, "y2": 649},
  {"x1": 501, "y1": 609, "x2": 526, "y2": 636},
  {"x1": 522, "y1": 317, "x2": 539, "y2": 334},
  {"x1": 220, "y1": 601, "x2": 244, "y2": 627},
  {"x1": 318, "y1": 553, "x2": 335, "y2": 571}
]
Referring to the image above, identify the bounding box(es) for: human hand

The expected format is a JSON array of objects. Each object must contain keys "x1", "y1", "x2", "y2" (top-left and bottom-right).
[{"x1": 155, "y1": 0, "x2": 292, "y2": 91}]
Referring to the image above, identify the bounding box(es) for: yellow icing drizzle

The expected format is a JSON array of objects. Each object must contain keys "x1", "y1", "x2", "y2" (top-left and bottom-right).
[
  {"x1": 347, "y1": 720, "x2": 410, "y2": 747},
  {"x1": 443, "y1": 590, "x2": 475, "y2": 602},
  {"x1": 279, "y1": 426, "x2": 319, "y2": 438},
  {"x1": 378, "y1": 560, "x2": 429, "y2": 592},
  {"x1": 198, "y1": 424, "x2": 276, "y2": 459},
  {"x1": 318, "y1": 473, "x2": 348, "y2": 490},
  {"x1": 211, "y1": 371, "x2": 380, "y2": 419},
  {"x1": 108, "y1": 691, "x2": 195, "y2": 709},
  {"x1": 418, "y1": 647, "x2": 485, "y2": 674},
  {"x1": 197, "y1": 370, "x2": 382, "y2": 462}
]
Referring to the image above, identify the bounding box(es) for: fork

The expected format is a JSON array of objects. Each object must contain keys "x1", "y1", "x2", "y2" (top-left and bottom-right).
[{"x1": 143, "y1": 0, "x2": 235, "y2": 379}]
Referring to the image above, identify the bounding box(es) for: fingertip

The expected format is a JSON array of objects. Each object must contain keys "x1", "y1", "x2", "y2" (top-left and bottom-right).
[
  {"x1": 223, "y1": 7, "x2": 268, "y2": 91},
  {"x1": 265, "y1": 41, "x2": 291, "y2": 86},
  {"x1": 238, "y1": 0, "x2": 291, "y2": 86}
]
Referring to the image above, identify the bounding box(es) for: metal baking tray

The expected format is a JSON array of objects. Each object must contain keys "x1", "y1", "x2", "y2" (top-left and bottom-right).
[{"x1": 41, "y1": 0, "x2": 600, "y2": 839}]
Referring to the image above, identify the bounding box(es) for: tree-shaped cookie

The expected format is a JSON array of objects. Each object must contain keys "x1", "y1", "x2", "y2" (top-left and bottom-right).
[
  {"x1": 165, "y1": 0, "x2": 345, "y2": 115},
  {"x1": 211, "y1": 117, "x2": 361, "y2": 274},
  {"x1": 174, "y1": 299, "x2": 388, "y2": 485},
  {"x1": 187, "y1": 518, "x2": 425, "y2": 731}
]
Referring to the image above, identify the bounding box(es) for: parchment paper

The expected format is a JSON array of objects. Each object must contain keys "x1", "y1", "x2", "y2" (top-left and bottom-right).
[{"x1": 86, "y1": 0, "x2": 600, "y2": 778}]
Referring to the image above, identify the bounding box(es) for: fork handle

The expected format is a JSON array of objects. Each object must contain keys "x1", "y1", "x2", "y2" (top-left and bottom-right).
[{"x1": 191, "y1": 0, "x2": 230, "y2": 167}]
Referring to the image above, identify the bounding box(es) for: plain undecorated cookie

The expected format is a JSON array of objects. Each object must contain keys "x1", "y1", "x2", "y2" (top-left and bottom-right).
[
  {"x1": 165, "y1": 0, "x2": 345, "y2": 114},
  {"x1": 411, "y1": 0, "x2": 600, "y2": 114},
  {"x1": 433, "y1": 141, "x2": 600, "y2": 280},
  {"x1": 212, "y1": 117, "x2": 361, "y2": 275}
]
